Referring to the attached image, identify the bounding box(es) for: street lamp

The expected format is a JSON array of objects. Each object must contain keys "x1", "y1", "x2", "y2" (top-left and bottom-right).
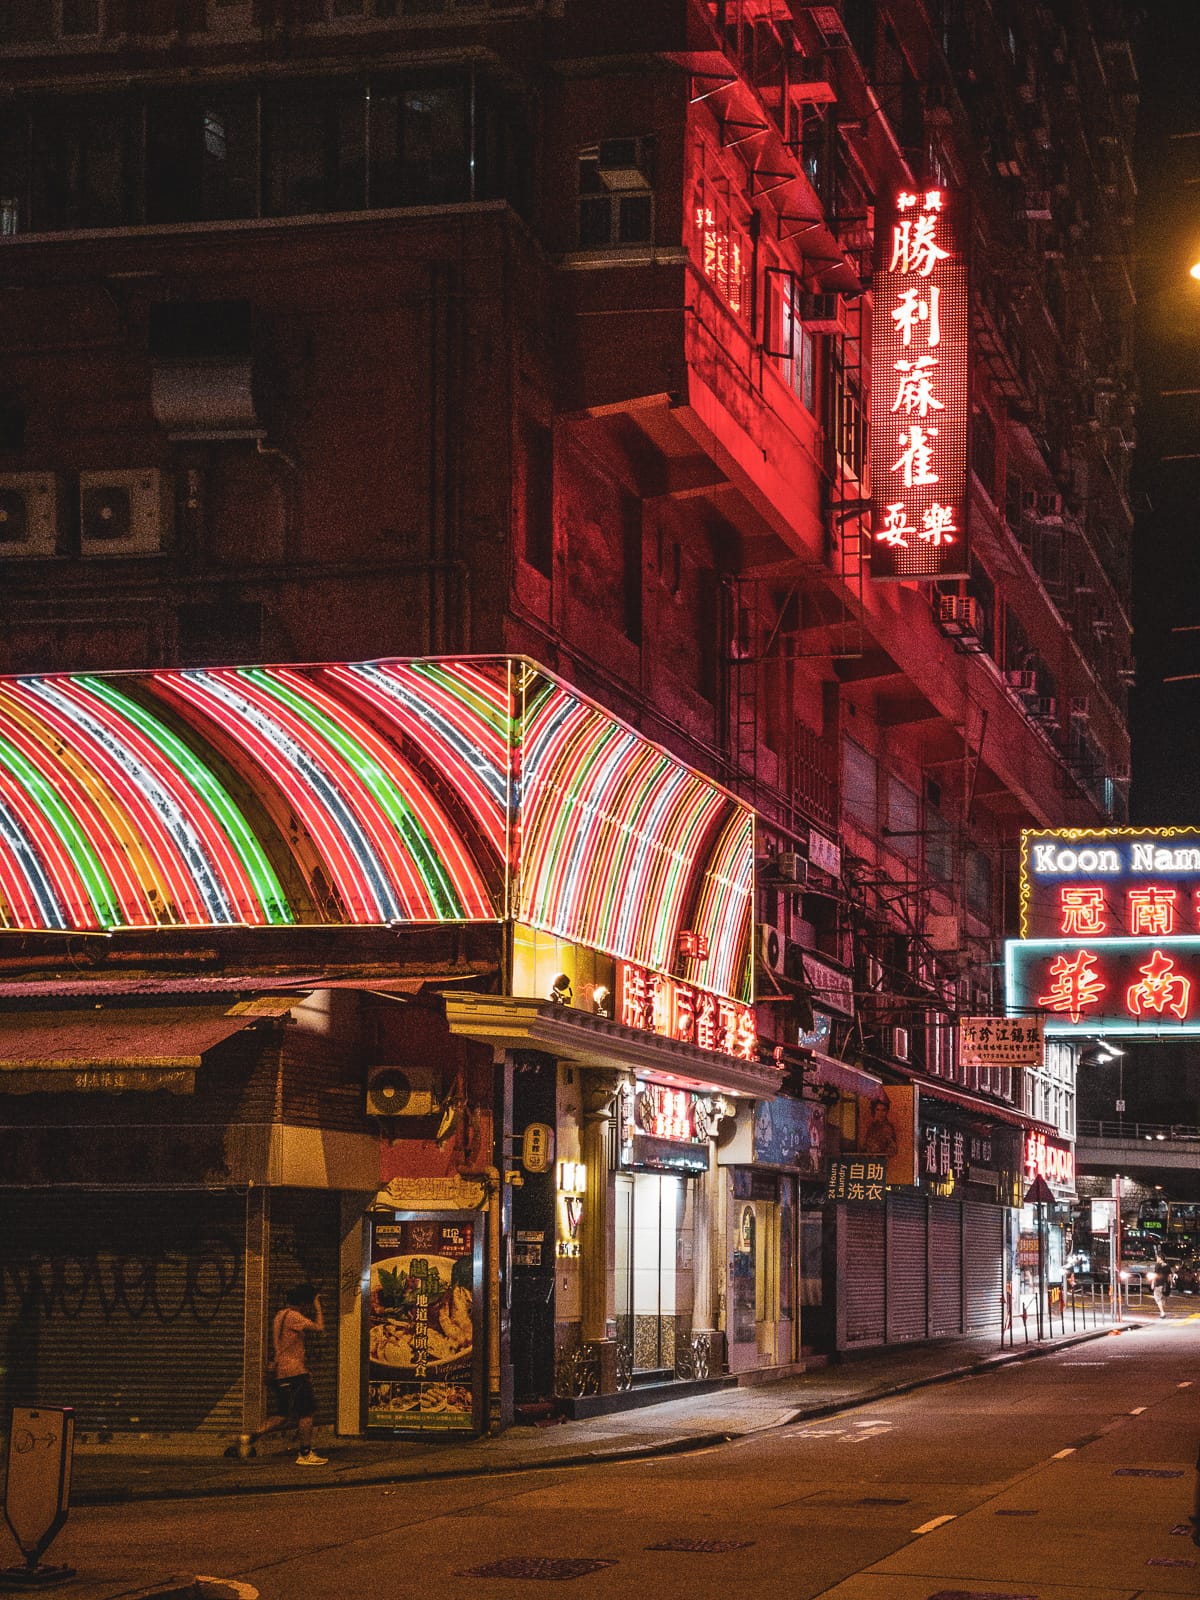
[{"x1": 1190, "y1": 261, "x2": 1200, "y2": 280}]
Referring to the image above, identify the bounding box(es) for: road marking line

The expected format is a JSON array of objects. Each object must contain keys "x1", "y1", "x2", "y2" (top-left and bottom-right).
[
  {"x1": 1052, "y1": 1448, "x2": 1076, "y2": 1458},
  {"x1": 911, "y1": 1515, "x2": 957, "y2": 1534},
  {"x1": 1131, "y1": 1406, "x2": 1148, "y2": 1414}
]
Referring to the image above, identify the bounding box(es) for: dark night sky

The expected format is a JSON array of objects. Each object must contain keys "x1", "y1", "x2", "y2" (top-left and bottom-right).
[{"x1": 1130, "y1": 1, "x2": 1200, "y2": 822}]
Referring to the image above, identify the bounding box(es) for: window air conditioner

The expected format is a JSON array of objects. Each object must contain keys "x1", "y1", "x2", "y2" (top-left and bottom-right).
[
  {"x1": 936, "y1": 595, "x2": 981, "y2": 639},
  {"x1": 79, "y1": 469, "x2": 173, "y2": 557},
  {"x1": 1005, "y1": 668, "x2": 1038, "y2": 694},
  {"x1": 0, "y1": 473, "x2": 63, "y2": 557},
  {"x1": 597, "y1": 139, "x2": 652, "y2": 191},
  {"x1": 1069, "y1": 695, "x2": 1090, "y2": 722},
  {"x1": 1035, "y1": 491, "x2": 1064, "y2": 524},
  {"x1": 882, "y1": 1024, "x2": 910, "y2": 1063},
  {"x1": 757, "y1": 921, "x2": 787, "y2": 977},
  {"x1": 796, "y1": 292, "x2": 844, "y2": 333},
  {"x1": 1027, "y1": 696, "x2": 1058, "y2": 724},
  {"x1": 774, "y1": 850, "x2": 808, "y2": 886}
]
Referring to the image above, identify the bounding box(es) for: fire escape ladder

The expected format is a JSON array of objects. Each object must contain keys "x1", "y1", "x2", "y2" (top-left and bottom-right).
[{"x1": 828, "y1": 293, "x2": 867, "y2": 662}]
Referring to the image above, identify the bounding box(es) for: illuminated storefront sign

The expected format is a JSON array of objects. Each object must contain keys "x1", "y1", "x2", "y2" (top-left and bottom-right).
[
  {"x1": 869, "y1": 186, "x2": 969, "y2": 581},
  {"x1": 556, "y1": 1161, "x2": 586, "y2": 1259},
  {"x1": 1006, "y1": 938, "x2": 1200, "y2": 1035},
  {"x1": 617, "y1": 1079, "x2": 719, "y2": 1175},
  {"x1": 958, "y1": 1016, "x2": 1043, "y2": 1071},
  {"x1": 1024, "y1": 1130, "x2": 1074, "y2": 1191},
  {"x1": 826, "y1": 1159, "x2": 885, "y2": 1202},
  {"x1": 616, "y1": 961, "x2": 757, "y2": 1060},
  {"x1": 1020, "y1": 828, "x2": 1200, "y2": 939}
]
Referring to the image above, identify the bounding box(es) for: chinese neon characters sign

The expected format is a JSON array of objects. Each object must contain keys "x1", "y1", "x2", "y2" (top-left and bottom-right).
[
  {"x1": 1006, "y1": 938, "x2": 1200, "y2": 1035},
  {"x1": 616, "y1": 961, "x2": 757, "y2": 1060},
  {"x1": 869, "y1": 186, "x2": 969, "y2": 581},
  {"x1": 1024, "y1": 1130, "x2": 1074, "y2": 1190}
]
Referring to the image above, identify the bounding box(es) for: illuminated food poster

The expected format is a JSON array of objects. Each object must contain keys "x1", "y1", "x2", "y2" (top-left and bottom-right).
[{"x1": 365, "y1": 1211, "x2": 484, "y2": 1436}]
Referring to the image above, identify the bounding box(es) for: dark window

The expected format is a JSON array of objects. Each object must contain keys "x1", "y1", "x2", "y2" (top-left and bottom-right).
[
  {"x1": 966, "y1": 849, "x2": 992, "y2": 918},
  {"x1": 842, "y1": 738, "x2": 877, "y2": 832},
  {"x1": 577, "y1": 140, "x2": 654, "y2": 249},
  {"x1": 521, "y1": 418, "x2": 554, "y2": 578},
  {"x1": 147, "y1": 93, "x2": 258, "y2": 223},
  {"x1": 32, "y1": 101, "x2": 136, "y2": 230},
  {"x1": 966, "y1": 556, "x2": 996, "y2": 658},
  {"x1": 370, "y1": 82, "x2": 469, "y2": 208},
  {"x1": 887, "y1": 774, "x2": 919, "y2": 860},
  {"x1": 926, "y1": 810, "x2": 954, "y2": 885},
  {"x1": 263, "y1": 82, "x2": 366, "y2": 216},
  {"x1": 150, "y1": 301, "x2": 252, "y2": 361},
  {"x1": 971, "y1": 407, "x2": 997, "y2": 500},
  {"x1": 0, "y1": 112, "x2": 30, "y2": 235}
]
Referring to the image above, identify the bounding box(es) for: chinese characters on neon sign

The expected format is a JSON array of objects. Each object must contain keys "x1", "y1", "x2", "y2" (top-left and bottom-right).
[
  {"x1": 617, "y1": 961, "x2": 757, "y2": 1061},
  {"x1": 1024, "y1": 1130, "x2": 1074, "y2": 1190},
  {"x1": 870, "y1": 187, "x2": 969, "y2": 580},
  {"x1": 1008, "y1": 939, "x2": 1200, "y2": 1033},
  {"x1": 694, "y1": 203, "x2": 747, "y2": 317}
]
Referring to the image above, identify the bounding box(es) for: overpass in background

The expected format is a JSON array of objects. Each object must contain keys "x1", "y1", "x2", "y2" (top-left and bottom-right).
[{"x1": 1076, "y1": 1120, "x2": 1200, "y2": 1175}]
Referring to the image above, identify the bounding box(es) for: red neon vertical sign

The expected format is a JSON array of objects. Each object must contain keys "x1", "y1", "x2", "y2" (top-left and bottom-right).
[{"x1": 869, "y1": 186, "x2": 970, "y2": 580}]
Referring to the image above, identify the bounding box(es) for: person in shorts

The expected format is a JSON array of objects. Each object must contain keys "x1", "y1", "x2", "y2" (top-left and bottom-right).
[{"x1": 238, "y1": 1283, "x2": 327, "y2": 1466}]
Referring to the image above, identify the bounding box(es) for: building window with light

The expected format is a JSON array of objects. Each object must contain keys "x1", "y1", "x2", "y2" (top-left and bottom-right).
[{"x1": 577, "y1": 139, "x2": 655, "y2": 250}]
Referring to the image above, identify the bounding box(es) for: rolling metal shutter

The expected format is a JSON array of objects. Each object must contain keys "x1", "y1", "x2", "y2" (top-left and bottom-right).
[
  {"x1": 963, "y1": 1202, "x2": 1004, "y2": 1331},
  {"x1": 843, "y1": 1205, "x2": 886, "y2": 1345},
  {"x1": 0, "y1": 1191, "x2": 245, "y2": 1436},
  {"x1": 886, "y1": 1194, "x2": 928, "y2": 1341},
  {"x1": 928, "y1": 1200, "x2": 964, "y2": 1335}
]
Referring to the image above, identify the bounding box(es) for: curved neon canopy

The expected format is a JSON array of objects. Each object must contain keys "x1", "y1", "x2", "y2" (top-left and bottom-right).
[{"x1": 0, "y1": 656, "x2": 753, "y2": 1000}]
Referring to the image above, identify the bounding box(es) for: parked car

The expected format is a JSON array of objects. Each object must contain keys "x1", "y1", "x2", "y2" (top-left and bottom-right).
[{"x1": 1172, "y1": 1255, "x2": 1200, "y2": 1294}]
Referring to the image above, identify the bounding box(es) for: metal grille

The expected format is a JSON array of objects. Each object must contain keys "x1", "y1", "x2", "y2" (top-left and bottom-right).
[
  {"x1": 842, "y1": 1205, "x2": 885, "y2": 1343},
  {"x1": 963, "y1": 1202, "x2": 1004, "y2": 1331},
  {"x1": 928, "y1": 1201, "x2": 963, "y2": 1334},
  {"x1": 647, "y1": 1539, "x2": 753, "y2": 1553},
  {"x1": 460, "y1": 1559, "x2": 618, "y2": 1581}
]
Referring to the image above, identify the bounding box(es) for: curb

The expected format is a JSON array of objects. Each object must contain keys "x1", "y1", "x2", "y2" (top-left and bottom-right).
[{"x1": 70, "y1": 1323, "x2": 1135, "y2": 1507}]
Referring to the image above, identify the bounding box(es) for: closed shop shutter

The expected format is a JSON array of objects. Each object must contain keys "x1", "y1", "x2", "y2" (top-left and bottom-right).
[
  {"x1": 843, "y1": 1205, "x2": 885, "y2": 1345},
  {"x1": 963, "y1": 1202, "x2": 1004, "y2": 1331},
  {"x1": 928, "y1": 1200, "x2": 964, "y2": 1335},
  {"x1": 0, "y1": 1191, "x2": 245, "y2": 1436},
  {"x1": 269, "y1": 1189, "x2": 340, "y2": 1428},
  {"x1": 886, "y1": 1194, "x2": 927, "y2": 1341}
]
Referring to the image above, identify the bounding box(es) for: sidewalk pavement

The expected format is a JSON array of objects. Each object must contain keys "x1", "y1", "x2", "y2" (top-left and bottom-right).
[{"x1": 25, "y1": 1306, "x2": 1149, "y2": 1508}]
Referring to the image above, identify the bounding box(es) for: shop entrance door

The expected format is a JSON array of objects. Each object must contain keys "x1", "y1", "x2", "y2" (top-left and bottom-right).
[{"x1": 614, "y1": 1172, "x2": 690, "y2": 1377}]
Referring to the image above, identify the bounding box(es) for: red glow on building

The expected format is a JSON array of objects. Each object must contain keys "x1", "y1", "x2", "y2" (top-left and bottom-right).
[{"x1": 870, "y1": 187, "x2": 969, "y2": 581}]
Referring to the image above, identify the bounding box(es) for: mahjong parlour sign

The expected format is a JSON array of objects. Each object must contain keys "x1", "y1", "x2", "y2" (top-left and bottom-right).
[{"x1": 869, "y1": 185, "x2": 969, "y2": 581}]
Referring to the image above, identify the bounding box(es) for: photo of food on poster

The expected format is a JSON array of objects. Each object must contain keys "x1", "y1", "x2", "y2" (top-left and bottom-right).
[{"x1": 366, "y1": 1213, "x2": 481, "y2": 1433}]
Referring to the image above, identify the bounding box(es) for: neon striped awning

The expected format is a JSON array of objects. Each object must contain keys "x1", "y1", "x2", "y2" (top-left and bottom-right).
[{"x1": 0, "y1": 657, "x2": 754, "y2": 1001}]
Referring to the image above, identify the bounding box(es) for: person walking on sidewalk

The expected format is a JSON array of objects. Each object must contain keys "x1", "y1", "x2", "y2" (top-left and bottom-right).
[
  {"x1": 1152, "y1": 1255, "x2": 1173, "y2": 1319},
  {"x1": 239, "y1": 1283, "x2": 328, "y2": 1466}
]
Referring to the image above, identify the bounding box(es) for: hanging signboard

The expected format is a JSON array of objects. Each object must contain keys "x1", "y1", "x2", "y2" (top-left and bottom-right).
[
  {"x1": 959, "y1": 1015, "x2": 1043, "y2": 1070},
  {"x1": 365, "y1": 1211, "x2": 485, "y2": 1436},
  {"x1": 869, "y1": 184, "x2": 970, "y2": 581}
]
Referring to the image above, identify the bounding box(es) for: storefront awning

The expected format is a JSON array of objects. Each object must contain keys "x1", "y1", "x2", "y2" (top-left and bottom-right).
[
  {"x1": 442, "y1": 994, "x2": 783, "y2": 1099},
  {"x1": 908, "y1": 1071, "x2": 1055, "y2": 1134},
  {"x1": 0, "y1": 996, "x2": 297, "y2": 1094},
  {"x1": 806, "y1": 1051, "x2": 883, "y2": 1098}
]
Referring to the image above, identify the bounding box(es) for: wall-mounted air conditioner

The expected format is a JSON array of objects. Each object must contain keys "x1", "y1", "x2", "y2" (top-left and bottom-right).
[
  {"x1": 1005, "y1": 668, "x2": 1038, "y2": 695},
  {"x1": 1069, "y1": 695, "x2": 1090, "y2": 722},
  {"x1": 1035, "y1": 491, "x2": 1064, "y2": 524},
  {"x1": 757, "y1": 921, "x2": 786, "y2": 976},
  {"x1": 366, "y1": 1066, "x2": 440, "y2": 1119},
  {"x1": 1027, "y1": 696, "x2": 1058, "y2": 725},
  {"x1": 79, "y1": 469, "x2": 173, "y2": 557},
  {"x1": 0, "y1": 473, "x2": 63, "y2": 558},
  {"x1": 774, "y1": 850, "x2": 808, "y2": 886}
]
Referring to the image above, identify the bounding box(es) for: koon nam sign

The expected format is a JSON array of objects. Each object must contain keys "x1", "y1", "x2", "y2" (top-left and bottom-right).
[
  {"x1": 1021, "y1": 828, "x2": 1200, "y2": 938},
  {"x1": 869, "y1": 185, "x2": 969, "y2": 581}
]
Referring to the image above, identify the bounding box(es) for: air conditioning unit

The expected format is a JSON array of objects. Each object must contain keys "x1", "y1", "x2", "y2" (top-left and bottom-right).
[
  {"x1": 757, "y1": 921, "x2": 786, "y2": 976},
  {"x1": 1005, "y1": 668, "x2": 1038, "y2": 694},
  {"x1": 1035, "y1": 491, "x2": 1064, "y2": 524},
  {"x1": 796, "y1": 292, "x2": 844, "y2": 333},
  {"x1": 801, "y1": 4, "x2": 850, "y2": 44},
  {"x1": 1021, "y1": 191, "x2": 1053, "y2": 220},
  {"x1": 1069, "y1": 695, "x2": 1090, "y2": 722},
  {"x1": 0, "y1": 473, "x2": 63, "y2": 558},
  {"x1": 936, "y1": 595, "x2": 981, "y2": 640},
  {"x1": 1111, "y1": 764, "x2": 1131, "y2": 785},
  {"x1": 881, "y1": 1024, "x2": 910, "y2": 1063},
  {"x1": 366, "y1": 1066, "x2": 440, "y2": 1119},
  {"x1": 1027, "y1": 696, "x2": 1058, "y2": 724},
  {"x1": 774, "y1": 850, "x2": 808, "y2": 886},
  {"x1": 79, "y1": 469, "x2": 173, "y2": 557}
]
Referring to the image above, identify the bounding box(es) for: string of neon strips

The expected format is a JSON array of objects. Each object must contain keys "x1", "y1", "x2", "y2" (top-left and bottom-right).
[
  {"x1": 8, "y1": 677, "x2": 212, "y2": 924},
  {"x1": 158, "y1": 668, "x2": 399, "y2": 923},
  {"x1": 83, "y1": 676, "x2": 293, "y2": 927},
  {"x1": 25, "y1": 675, "x2": 240, "y2": 924},
  {"x1": 257, "y1": 666, "x2": 491, "y2": 919},
  {"x1": 688, "y1": 809, "x2": 755, "y2": 1000}
]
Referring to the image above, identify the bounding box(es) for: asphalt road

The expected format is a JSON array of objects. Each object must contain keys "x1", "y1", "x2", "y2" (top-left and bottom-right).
[{"x1": 11, "y1": 1316, "x2": 1200, "y2": 1600}]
